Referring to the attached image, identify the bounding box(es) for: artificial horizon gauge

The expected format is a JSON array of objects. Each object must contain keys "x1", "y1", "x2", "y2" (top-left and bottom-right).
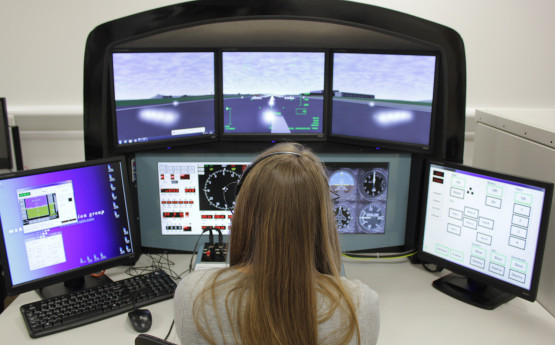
[
  {"x1": 359, "y1": 169, "x2": 388, "y2": 200},
  {"x1": 203, "y1": 166, "x2": 242, "y2": 210},
  {"x1": 329, "y1": 169, "x2": 356, "y2": 200},
  {"x1": 334, "y1": 203, "x2": 354, "y2": 232},
  {"x1": 358, "y1": 203, "x2": 386, "y2": 233}
]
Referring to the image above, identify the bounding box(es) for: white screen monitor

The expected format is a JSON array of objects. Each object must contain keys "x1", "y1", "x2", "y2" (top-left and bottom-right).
[{"x1": 419, "y1": 160, "x2": 553, "y2": 309}]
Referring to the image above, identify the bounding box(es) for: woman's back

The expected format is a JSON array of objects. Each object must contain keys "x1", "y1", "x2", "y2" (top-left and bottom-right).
[
  {"x1": 173, "y1": 143, "x2": 380, "y2": 344},
  {"x1": 174, "y1": 269, "x2": 379, "y2": 345}
]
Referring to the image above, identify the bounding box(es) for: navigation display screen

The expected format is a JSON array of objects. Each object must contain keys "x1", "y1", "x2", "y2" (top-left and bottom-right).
[{"x1": 157, "y1": 161, "x2": 249, "y2": 235}]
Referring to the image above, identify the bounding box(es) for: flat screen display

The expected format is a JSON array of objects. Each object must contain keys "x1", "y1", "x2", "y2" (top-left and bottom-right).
[
  {"x1": 331, "y1": 52, "x2": 438, "y2": 150},
  {"x1": 0, "y1": 158, "x2": 138, "y2": 293},
  {"x1": 421, "y1": 162, "x2": 552, "y2": 294},
  {"x1": 135, "y1": 151, "x2": 411, "y2": 252},
  {"x1": 112, "y1": 51, "x2": 216, "y2": 150},
  {"x1": 222, "y1": 51, "x2": 326, "y2": 137}
]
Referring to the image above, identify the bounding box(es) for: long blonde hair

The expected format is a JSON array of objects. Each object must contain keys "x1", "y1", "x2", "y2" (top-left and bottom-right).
[{"x1": 193, "y1": 142, "x2": 360, "y2": 345}]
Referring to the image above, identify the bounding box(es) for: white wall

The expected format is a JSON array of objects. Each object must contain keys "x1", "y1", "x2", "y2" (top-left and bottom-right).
[
  {"x1": 1, "y1": 0, "x2": 554, "y2": 167},
  {"x1": 358, "y1": 0, "x2": 555, "y2": 111}
]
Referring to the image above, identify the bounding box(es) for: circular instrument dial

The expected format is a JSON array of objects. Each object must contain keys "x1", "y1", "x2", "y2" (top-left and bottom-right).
[
  {"x1": 358, "y1": 203, "x2": 386, "y2": 233},
  {"x1": 360, "y1": 169, "x2": 387, "y2": 200},
  {"x1": 203, "y1": 168, "x2": 242, "y2": 210},
  {"x1": 334, "y1": 204, "x2": 354, "y2": 232},
  {"x1": 329, "y1": 169, "x2": 356, "y2": 200}
]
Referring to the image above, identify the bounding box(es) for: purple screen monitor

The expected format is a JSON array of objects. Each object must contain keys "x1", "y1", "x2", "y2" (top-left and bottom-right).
[
  {"x1": 331, "y1": 52, "x2": 438, "y2": 150},
  {"x1": 112, "y1": 51, "x2": 216, "y2": 149},
  {"x1": 222, "y1": 51, "x2": 326, "y2": 136},
  {"x1": 0, "y1": 157, "x2": 139, "y2": 296}
]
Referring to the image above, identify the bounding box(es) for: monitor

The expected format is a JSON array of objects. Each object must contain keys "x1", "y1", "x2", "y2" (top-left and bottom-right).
[
  {"x1": 135, "y1": 150, "x2": 411, "y2": 252},
  {"x1": 0, "y1": 157, "x2": 140, "y2": 298},
  {"x1": 0, "y1": 98, "x2": 12, "y2": 170},
  {"x1": 111, "y1": 50, "x2": 217, "y2": 152},
  {"x1": 330, "y1": 51, "x2": 438, "y2": 153},
  {"x1": 221, "y1": 51, "x2": 326, "y2": 140},
  {"x1": 419, "y1": 160, "x2": 553, "y2": 309}
]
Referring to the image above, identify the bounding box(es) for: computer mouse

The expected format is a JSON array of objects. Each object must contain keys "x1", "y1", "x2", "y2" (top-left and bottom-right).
[{"x1": 128, "y1": 308, "x2": 152, "y2": 333}]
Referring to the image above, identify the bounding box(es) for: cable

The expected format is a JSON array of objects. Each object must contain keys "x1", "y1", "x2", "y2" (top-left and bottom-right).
[
  {"x1": 188, "y1": 227, "x2": 217, "y2": 273},
  {"x1": 342, "y1": 249, "x2": 418, "y2": 261},
  {"x1": 215, "y1": 227, "x2": 223, "y2": 246},
  {"x1": 125, "y1": 252, "x2": 182, "y2": 280},
  {"x1": 164, "y1": 320, "x2": 175, "y2": 341}
]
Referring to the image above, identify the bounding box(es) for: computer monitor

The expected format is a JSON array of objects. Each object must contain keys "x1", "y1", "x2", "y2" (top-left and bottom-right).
[
  {"x1": 0, "y1": 157, "x2": 140, "y2": 299},
  {"x1": 111, "y1": 50, "x2": 217, "y2": 152},
  {"x1": 221, "y1": 51, "x2": 326, "y2": 140},
  {"x1": 0, "y1": 98, "x2": 12, "y2": 170},
  {"x1": 330, "y1": 51, "x2": 438, "y2": 153},
  {"x1": 135, "y1": 150, "x2": 411, "y2": 252},
  {"x1": 419, "y1": 160, "x2": 553, "y2": 309}
]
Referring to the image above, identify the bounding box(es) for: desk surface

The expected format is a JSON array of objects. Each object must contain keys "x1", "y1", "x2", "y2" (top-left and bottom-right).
[{"x1": 1, "y1": 254, "x2": 554, "y2": 344}]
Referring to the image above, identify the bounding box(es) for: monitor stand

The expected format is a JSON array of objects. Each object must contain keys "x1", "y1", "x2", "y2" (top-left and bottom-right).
[
  {"x1": 432, "y1": 273, "x2": 515, "y2": 310},
  {"x1": 37, "y1": 274, "x2": 114, "y2": 300}
]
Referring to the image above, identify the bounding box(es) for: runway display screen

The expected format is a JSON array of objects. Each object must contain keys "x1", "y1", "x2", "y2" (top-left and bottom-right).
[
  {"x1": 222, "y1": 52, "x2": 325, "y2": 136},
  {"x1": 112, "y1": 51, "x2": 216, "y2": 149},
  {"x1": 331, "y1": 52, "x2": 437, "y2": 149}
]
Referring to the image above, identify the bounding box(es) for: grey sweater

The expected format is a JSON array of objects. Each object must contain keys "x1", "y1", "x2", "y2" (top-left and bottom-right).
[{"x1": 174, "y1": 269, "x2": 379, "y2": 345}]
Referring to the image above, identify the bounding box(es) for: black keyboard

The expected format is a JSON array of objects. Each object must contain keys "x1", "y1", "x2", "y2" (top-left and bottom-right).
[{"x1": 20, "y1": 269, "x2": 177, "y2": 338}]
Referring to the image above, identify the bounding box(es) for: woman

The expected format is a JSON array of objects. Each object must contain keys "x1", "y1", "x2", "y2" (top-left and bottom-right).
[{"x1": 174, "y1": 142, "x2": 379, "y2": 345}]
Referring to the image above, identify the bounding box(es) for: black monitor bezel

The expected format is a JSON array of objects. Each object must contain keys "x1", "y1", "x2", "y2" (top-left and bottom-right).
[
  {"x1": 0, "y1": 98, "x2": 13, "y2": 170},
  {"x1": 109, "y1": 48, "x2": 219, "y2": 153},
  {"x1": 218, "y1": 48, "x2": 329, "y2": 142},
  {"x1": 418, "y1": 159, "x2": 553, "y2": 302},
  {"x1": 0, "y1": 156, "x2": 141, "y2": 296},
  {"x1": 327, "y1": 49, "x2": 440, "y2": 155}
]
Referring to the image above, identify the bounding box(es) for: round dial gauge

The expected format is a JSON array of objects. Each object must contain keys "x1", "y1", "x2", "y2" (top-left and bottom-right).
[
  {"x1": 358, "y1": 203, "x2": 386, "y2": 233},
  {"x1": 203, "y1": 167, "x2": 242, "y2": 210},
  {"x1": 329, "y1": 169, "x2": 356, "y2": 200},
  {"x1": 360, "y1": 169, "x2": 387, "y2": 200},
  {"x1": 334, "y1": 204, "x2": 354, "y2": 232}
]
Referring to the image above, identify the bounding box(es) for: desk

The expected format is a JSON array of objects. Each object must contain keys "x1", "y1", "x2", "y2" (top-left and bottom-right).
[{"x1": 1, "y1": 254, "x2": 554, "y2": 344}]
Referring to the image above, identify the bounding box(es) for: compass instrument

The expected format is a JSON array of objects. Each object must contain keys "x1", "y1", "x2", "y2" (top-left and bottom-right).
[{"x1": 202, "y1": 165, "x2": 243, "y2": 211}]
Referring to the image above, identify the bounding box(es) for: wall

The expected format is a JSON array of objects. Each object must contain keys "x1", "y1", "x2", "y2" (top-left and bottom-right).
[{"x1": 0, "y1": 0, "x2": 553, "y2": 168}]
